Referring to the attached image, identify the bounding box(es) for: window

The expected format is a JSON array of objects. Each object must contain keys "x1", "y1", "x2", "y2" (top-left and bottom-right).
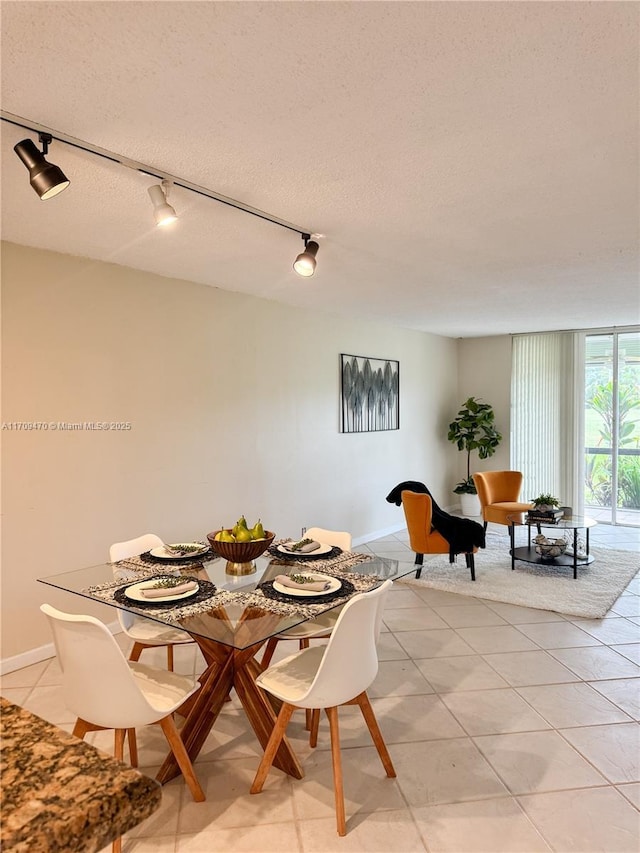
[{"x1": 585, "y1": 330, "x2": 640, "y2": 526}]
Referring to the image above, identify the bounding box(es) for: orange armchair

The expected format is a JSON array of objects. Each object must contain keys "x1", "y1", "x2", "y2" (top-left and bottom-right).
[
  {"x1": 472, "y1": 471, "x2": 533, "y2": 530},
  {"x1": 401, "y1": 490, "x2": 476, "y2": 581}
]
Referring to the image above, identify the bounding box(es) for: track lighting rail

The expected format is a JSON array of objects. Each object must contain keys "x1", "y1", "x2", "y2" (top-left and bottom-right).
[{"x1": 1, "y1": 111, "x2": 313, "y2": 238}]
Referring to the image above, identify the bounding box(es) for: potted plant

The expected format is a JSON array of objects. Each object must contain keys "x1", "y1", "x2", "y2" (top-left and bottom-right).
[
  {"x1": 448, "y1": 397, "x2": 502, "y2": 515},
  {"x1": 530, "y1": 493, "x2": 560, "y2": 513}
]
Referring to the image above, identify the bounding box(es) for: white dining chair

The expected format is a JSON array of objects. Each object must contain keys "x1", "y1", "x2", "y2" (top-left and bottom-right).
[
  {"x1": 302, "y1": 527, "x2": 352, "y2": 552},
  {"x1": 110, "y1": 533, "x2": 196, "y2": 671},
  {"x1": 260, "y1": 527, "x2": 352, "y2": 670},
  {"x1": 250, "y1": 580, "x2": 395, "y2": 836},
  {"x1": 40, "y1": 604, "x2": 205, "y2": 852}
]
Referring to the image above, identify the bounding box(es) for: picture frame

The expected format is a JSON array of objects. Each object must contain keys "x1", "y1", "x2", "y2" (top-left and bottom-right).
[{"x1": 340, "y1": 353, "x2": 399, "y2": 433}]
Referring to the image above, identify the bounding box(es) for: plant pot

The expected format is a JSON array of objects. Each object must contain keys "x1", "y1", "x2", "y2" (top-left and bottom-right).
[{"x1": 459, "y1": 493, "x2": 481, "y2": 517}]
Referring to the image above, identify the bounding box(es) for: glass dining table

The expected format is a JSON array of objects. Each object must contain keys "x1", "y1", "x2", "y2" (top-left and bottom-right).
[{"x1": 38, "y1": 546, "x2": 416, "y2": 786}]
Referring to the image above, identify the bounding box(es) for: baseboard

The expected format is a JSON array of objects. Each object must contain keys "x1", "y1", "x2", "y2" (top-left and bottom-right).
[
  {"x1": 352, "y1": 520, "x2": 407, "y2": 546},
  {"x1": 0, "y1": 620, "x2": 122, "y2": 676}
]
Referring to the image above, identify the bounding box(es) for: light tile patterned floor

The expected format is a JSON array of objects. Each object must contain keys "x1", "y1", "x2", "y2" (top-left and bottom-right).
[{"x1": 2, "y1": 524, "x2": 639, "y2": 852}]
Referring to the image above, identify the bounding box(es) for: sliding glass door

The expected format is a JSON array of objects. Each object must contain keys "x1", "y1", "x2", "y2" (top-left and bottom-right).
[{"x1": 585, "y1": 330, "x2": 640, "y2": 526}]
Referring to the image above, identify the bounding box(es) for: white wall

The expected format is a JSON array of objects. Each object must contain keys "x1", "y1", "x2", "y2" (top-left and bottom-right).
[
  {"x1": 1, "y1": 242, "x2": 460, "y2": 659},
  {"x1": 456, "y1": 335, "x2": 513, "y2": 479}
]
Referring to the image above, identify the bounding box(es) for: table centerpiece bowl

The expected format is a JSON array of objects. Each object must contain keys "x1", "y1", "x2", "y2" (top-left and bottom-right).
[{"x1": 207, "y1": 530, "x2": 275, "y2": 575}]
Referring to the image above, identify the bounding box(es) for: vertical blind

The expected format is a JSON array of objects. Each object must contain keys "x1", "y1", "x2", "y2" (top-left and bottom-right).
[{"x1": 511, "y1": 332, "x2": 585, "y2": 513}]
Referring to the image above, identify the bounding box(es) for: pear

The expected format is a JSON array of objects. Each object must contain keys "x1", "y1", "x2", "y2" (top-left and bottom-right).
[
  {"x1": 250, "y1": 519, "x2": 265, "y2": 540},
  {"x1": 232, "y1": 515, "x2": 248, "y2": 536},
  {"x1": 235, "y1": 526, "x2": 253, "y2": 543},
  {"x1": 216, "y1": 529, "x2": 235, "y2": 542}
]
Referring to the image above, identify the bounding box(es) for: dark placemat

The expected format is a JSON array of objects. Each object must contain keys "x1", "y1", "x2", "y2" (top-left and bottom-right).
[
  {"x1": 139, "y1": 548, "x2": 213, "y2": 567},
  {"x1": 258, "y1": 577, "x2": 354, "y2": 605},
  {"x1": 267, "y1": 544, "x2": 342, "y2": 562},
  {"x1": 113, "y1": 576, "x2": 217, "y2": 609}
]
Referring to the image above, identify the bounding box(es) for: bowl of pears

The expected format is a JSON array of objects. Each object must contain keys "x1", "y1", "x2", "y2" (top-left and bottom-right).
[{"x1": 207, "y1": 516, "x2": 275, "y2": 575}]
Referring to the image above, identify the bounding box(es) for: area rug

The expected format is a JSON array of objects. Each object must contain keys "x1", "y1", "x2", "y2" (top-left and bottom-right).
[{"x1": 399, "y1": 535, "x2": 639, "y2": 618}]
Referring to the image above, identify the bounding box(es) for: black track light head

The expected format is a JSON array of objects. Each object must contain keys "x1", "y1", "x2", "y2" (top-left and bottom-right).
[{"x1": 13, "y1": 134, "x2": 70, "y2": 200}]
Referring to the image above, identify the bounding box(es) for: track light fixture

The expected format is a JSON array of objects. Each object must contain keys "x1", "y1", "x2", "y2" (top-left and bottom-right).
[
  {"x1": 13, "y1": 133, "x2": 70, "y2": 200},
  {"x1": 293, "y1": 234, "x2": 320, "y2": 277},
  {"x1": 148, "y1": 179, "x2": 177, "y2": 227},
  {"x1": 3, "y1": 113, "x2": 320, "y2": 273}
]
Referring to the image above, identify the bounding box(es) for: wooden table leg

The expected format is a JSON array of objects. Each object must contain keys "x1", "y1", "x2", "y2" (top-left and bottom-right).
[
  {"x1": 230, "y1": 605, "x2": 303, "y2": 778},
  {"x1": 156, "y1": 614, "x2": 303, "y2": 784},
  {"x1": 156, "y1": 642, "x2": 233, "y2": 784},
  {"x1": 233, "y1": 652, "x2": 303, "y2": 780}
]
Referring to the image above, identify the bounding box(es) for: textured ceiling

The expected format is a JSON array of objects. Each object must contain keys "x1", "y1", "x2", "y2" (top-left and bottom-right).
[{"x1": 1, "y1": 1, "x2": 638, "y2": 337}]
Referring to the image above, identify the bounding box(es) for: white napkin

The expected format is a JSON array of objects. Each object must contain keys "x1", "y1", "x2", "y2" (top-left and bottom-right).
[
  {"x1": 275, "y1": 574, "x2": 331, "y2": 592},
  {"x1": 141, "y1": 580, "x2": 199, "y2": 599},
  {"x1": 281, "y1": 539, "x2": 322, "y2": 554}
]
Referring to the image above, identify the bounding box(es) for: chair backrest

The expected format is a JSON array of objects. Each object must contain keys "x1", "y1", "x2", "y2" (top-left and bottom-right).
[
  {"x1": 400, "y1": 491, "x2": 434, "y2": 553},
  {"x1": 300, "y1": 580, "x2": 392, "y2": 708},
  {"x1": 109, "y1": 533, "x2": 164, "y2": 563},
  {"x1": 40, "y1": 604, "x2": 161, "y2": 729},
  {"x1": 473, "y1": 471, "x2": 523, "y2": 506},
  {"x1": 304, "y1": 527, "x2": 352, "y2": 551},
  {"x1": 109, "y1": 533, "x2": 165, "y2": 631}
]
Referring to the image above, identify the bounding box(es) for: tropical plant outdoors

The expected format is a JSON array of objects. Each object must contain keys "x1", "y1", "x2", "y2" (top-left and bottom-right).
[
  {"x1": 585, "y1": 367, "x2": 640, "y2": 509},
  {"x1": 447, "y1": 397, "x2": 502, "y2": 494}
]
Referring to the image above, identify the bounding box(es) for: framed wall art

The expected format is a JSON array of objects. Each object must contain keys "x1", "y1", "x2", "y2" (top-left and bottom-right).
[{"x1": 340, "y1": 353, "x2": 399, "y2": 433}]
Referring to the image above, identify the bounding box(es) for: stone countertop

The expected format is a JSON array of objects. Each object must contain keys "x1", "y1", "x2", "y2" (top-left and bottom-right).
[{"x1": 0, "y1": 697, "x2": 161, "y2": 852}]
